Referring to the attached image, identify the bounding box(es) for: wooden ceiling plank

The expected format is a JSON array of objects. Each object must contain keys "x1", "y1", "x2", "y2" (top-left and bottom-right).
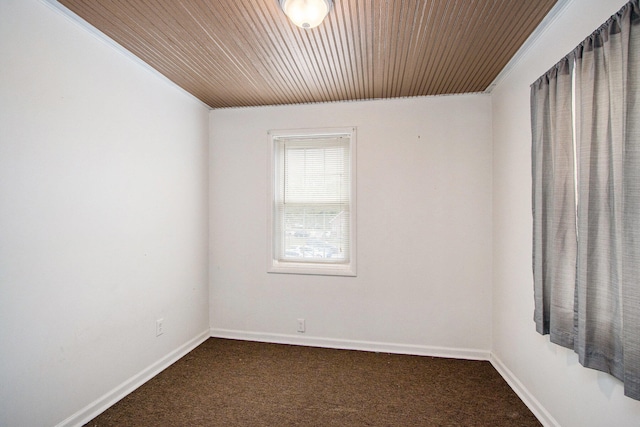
[
  {"x1": 400, "y1": 0, "x2": 433, "y2": 97},
  {"x1": 387, "y1": 0, "x2": 411, "y2": 97},
  {"x1": 338, "y1": 1, "x2": 366, "y2": 100},
  {"x1": 357, "y1": 0, "x2": 375, "y2": 99},
  {"x1": 457, "y1": 0, "x2": 526, "y2": 91},
  {"x1": 478, "y1": 0, "x2": 557, "y2": 89},
  {"x1": 405, "y1": 0, "x2": 442, "y2": 96},
  {"x1": 396, "y1": 0, "x2": 430, "y2": 97},
  {"x1": 424, "y1": 0, "x2": 470, "y2": 94},
  {"x1": 416, "y1": 0, "x2": 461, "y2": 95},
  {"x1": 412, "y1": 0, "x2": 454, "y2": 95},
  {"x1": 465, "y1": 0, "x2": 555, "y2": 91},
  {"x1": 251, "y1": 0, "x2": 330, "y2": 104},
  {"x1": 179, "y1": 0, "x2": 275, "y2": 106},
  {"x1": 436, "y1": 0, "x2": 494, "y2": 94},
  {"x1": 282, "y1": 12, "x2": 339, "y2": 102},
  {"x1": 328, "y1": 1, "x2": 360, "y2": 101},
  {"x1": 314, "y1": 12, "x2": 351, "y2": 102},
  {"x1": 210, "y1": 0, "x2": 304, "y2": 105},
  {"x1": 451, "y1": 0, "x2": 509, "y2": 92}
]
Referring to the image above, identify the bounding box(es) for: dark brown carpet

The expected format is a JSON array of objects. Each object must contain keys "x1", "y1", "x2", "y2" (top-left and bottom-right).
[{"x1": 84, "y1": 338, "x2": 541, "y2": 426}]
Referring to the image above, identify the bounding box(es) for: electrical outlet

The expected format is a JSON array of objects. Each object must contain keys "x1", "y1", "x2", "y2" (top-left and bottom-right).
[
  {"x1": 297, "y1": 318, "x2": 305, "y2": 333},
  {"x1": 156, "y1": 318, "x2": 164, "y2": 337}
]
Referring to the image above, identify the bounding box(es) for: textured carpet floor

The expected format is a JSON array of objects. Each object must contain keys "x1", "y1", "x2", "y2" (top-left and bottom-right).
[{"x1": 84, "y1": 338, "x2": 541, "y2": 426}]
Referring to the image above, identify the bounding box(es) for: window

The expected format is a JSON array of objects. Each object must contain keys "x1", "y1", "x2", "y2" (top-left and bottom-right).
[{"x1": 268, "y1": 127, "x2": 356, "y2": 276}]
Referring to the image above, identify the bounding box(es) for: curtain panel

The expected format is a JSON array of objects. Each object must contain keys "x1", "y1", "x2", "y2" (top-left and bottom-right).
[
  {"x1": 531, "y1": 57, "x2": 577, "y2": 348},
  {"x1": 531, "y1": 0, "x2": 640, "y2": 400}
]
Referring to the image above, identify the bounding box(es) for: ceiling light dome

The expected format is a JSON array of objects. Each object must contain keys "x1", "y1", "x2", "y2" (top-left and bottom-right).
[{"x1": 280, "y1": 0, "x2": 332, "y2": 29}]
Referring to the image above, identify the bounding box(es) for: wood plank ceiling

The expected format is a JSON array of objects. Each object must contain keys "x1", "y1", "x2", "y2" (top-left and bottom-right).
[{"x1": 58, "y1": 0, "x2": 558, "y2": 109}]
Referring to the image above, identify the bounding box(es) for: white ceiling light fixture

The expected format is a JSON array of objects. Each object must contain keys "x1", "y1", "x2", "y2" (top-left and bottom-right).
[{"x1": 279, "y1": 0, "x2": 332, "y2": 29}]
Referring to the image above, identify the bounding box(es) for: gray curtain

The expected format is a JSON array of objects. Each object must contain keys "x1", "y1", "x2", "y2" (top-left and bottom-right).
[
  {"x1": 573, "y1": 0, "x2": 640, "y2": 400},
  {"x1": 531, "y1": 57, "x2": 577, "y2": 348},
  {"x1": 532, "y1": 0, "x2": 640, "y2": 401}
]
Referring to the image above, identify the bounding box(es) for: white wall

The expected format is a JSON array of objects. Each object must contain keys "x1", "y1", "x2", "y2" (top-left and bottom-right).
[
  {"x1": 0, "y1": 1, "x2": 210, "y2": 426},
  {"x1": 491, "y1": 0, "x2": 640, "y2": 426},
  {"x1": 210, "y1": 95, "x2": 493, "y2": 357}
]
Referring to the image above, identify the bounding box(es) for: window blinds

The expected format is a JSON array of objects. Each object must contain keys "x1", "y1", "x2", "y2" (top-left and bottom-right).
[{"x1": 274, "y1": 135, "x2": 351, "y2": 264}]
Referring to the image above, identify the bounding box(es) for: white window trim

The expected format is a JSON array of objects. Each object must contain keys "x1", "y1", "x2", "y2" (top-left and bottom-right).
[{"x1": 267, "y1": 127, "x2": 357, "y2": 277}]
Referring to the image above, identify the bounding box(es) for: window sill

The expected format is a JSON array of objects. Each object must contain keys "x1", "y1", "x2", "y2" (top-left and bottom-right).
[{"x1": 268, "y1": 260, "x2": 356, "y2": 277}]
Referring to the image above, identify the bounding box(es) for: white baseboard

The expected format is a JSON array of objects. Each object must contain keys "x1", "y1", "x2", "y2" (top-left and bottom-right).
[
  {"x1": 55, "y1": 329, "x2": 210, "y2": 427},
  {"x1": 490, "y1": 354, "x2": 559, "y2": 427},
  {"x1": 210, "y1": 328, "x2": 491, "y2": 361}
]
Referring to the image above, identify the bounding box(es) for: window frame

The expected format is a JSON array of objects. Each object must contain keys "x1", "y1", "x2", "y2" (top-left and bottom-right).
[{"x1": 267, "y1": 127, "x2": 357, "y2": 276}]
